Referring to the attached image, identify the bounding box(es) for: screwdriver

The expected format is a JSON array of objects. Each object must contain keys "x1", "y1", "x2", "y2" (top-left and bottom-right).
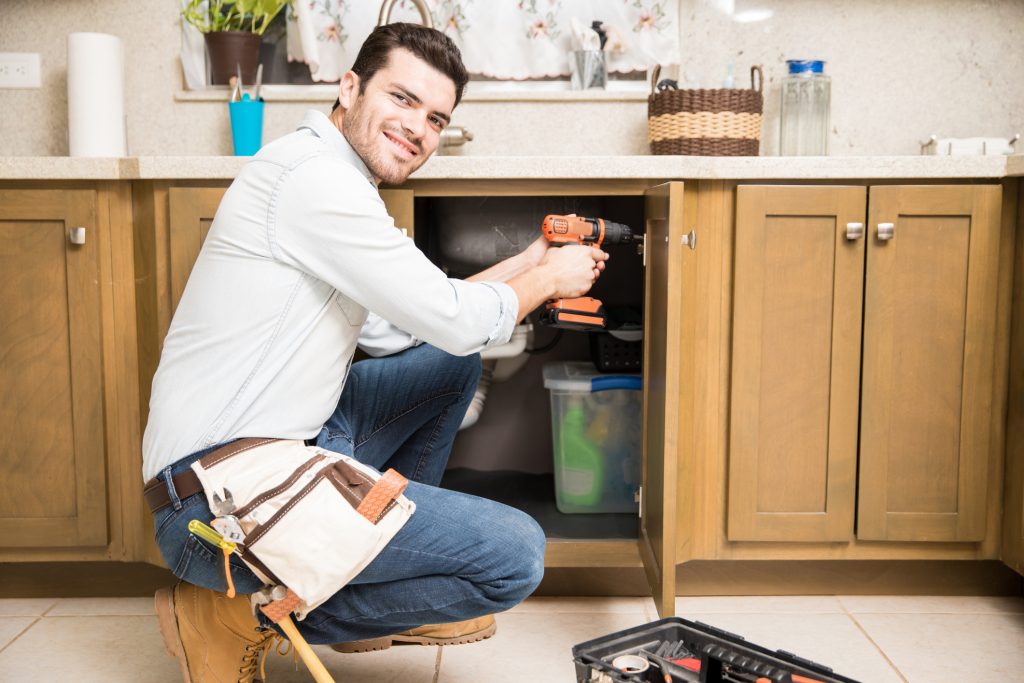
[{"x1": 188, "y1": 519, "x2": 239, "y2": 597}]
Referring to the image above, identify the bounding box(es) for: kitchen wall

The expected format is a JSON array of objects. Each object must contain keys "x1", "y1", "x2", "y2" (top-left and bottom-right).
[{"x1": 1, "y1": 0, "x2": 1021, "y2": 157}]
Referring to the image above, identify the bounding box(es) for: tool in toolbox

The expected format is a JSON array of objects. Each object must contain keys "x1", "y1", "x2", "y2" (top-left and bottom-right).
[
  {"x1": 573, "y1": 616, "x2": 861, "y2": 683},
  {"x1": 538, "y1": 214, "x2": 634, "y2": 331}
]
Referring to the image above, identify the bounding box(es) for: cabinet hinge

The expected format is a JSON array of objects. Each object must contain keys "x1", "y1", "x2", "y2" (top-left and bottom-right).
[
  {"x1": 638, "y1": 234, "x2": 646, "y2": 267},
  {"x1": 635, "y1": 486, "x2": 643, "y2": 517}
]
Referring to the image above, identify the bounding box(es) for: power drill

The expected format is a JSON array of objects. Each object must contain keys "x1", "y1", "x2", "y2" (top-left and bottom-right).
[{"x1": 538, "y1": 214, "x2": 634, "y2": 331}]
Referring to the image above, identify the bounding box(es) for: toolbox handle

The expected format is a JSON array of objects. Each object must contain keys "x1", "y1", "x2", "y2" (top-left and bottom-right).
[{"x1": 591, "y1": 376, "x2": 643, "y2": 392}]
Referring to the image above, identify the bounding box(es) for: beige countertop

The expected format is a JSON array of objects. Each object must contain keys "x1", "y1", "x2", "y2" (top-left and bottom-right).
[{"x1": 2, "y1": 154, "x2": 1022, "y2": 181}]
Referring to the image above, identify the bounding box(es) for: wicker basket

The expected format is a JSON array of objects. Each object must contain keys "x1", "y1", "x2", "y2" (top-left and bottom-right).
[{"x1": 648, "y1": 65, "x2": 764, "y2": 156}]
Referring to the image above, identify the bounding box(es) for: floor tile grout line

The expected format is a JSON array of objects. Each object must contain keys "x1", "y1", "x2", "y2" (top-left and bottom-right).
[
  {"x1": 431, "y1": 645, "x2": 442, "y2": 683},
  {"x1": 40, "y1": 598, "x2": 61, "y2": 617},
  {"x1": 0, "y1": 615, "x2": 42, "y2": 656},
  {"x1": 841, "y1": 608, "x2": 909, "y2": 683}
]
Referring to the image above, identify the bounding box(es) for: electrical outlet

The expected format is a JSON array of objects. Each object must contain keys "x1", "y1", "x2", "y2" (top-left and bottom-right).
[{"x1": 0, "y1": 53, "x2": 41, "y2": 88}]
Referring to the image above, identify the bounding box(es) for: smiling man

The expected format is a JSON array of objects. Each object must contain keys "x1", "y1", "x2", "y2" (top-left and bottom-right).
[{"x1": 145, "y1": 23, "x2": 607, "y2": 683}]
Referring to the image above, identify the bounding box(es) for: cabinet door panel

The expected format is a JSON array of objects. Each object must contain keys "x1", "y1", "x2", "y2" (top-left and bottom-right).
[
  {"x1": 0, "y1": 190, "x2": 107, "y2": 547},
  {"x1": 641, "y1": 182, "x2": 686, "y2": 616},
  {"x1": 1004, "y1": 180, "x2": 1024, "y2": 575},
  {"x1": 728, "y1": 186, "x2": 865, "y2": 542},
  {"x1": 859, "y1": 185, "x2": 1001, "y2": 541}
]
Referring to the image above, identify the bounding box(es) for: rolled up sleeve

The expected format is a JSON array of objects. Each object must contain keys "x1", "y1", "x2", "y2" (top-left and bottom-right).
[{"x1": 268, "y1": 156, "x2": 518, "y2": 356}]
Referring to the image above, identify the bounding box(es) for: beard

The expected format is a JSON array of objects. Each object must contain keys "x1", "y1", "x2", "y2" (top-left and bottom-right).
[{"x1": 342, "y1": 103, "x2": 424, "y2": 185}]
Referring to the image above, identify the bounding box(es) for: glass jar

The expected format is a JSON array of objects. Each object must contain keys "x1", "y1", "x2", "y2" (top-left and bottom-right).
[{"x1": 779, "y1": 60, "x2": 831, "y2": 156}]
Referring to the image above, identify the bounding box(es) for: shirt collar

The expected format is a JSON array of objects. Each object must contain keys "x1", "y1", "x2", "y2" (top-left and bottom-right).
[{"x1": 297, "y1": 109, "x2": 376, "y2": 186}]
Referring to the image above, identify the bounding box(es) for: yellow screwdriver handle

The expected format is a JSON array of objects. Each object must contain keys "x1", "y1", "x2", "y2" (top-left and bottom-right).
[{"x1": 188, "y1": 519, "x2": 237, "y2": 553}]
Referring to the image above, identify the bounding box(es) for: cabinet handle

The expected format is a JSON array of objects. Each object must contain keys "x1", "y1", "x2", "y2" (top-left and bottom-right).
[
  {"x1": 681, "y1": 229, "x2": 696, "y2": 250},
  {"x1": 68, "y1": 226, "x2": 86, "y2": 245},
  {"x1": 845, "y1": 222, "x2": 863, "y2": 240},
  {"x1": 877, "y1": 222, "x2": 895, "y2": 241}
]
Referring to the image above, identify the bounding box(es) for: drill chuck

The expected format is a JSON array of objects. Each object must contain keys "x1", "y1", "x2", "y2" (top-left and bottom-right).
[{"x1": 601, "y1": 220, "x2": 633, "y2": 246}]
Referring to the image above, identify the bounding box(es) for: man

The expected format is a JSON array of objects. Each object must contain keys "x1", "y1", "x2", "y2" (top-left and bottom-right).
[{"x1": 145, "y1": 23, "x2": 607, "y2": 682}]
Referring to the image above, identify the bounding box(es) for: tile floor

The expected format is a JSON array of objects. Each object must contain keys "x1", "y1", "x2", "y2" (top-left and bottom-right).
[{"x1": 0, "y1": 594, "x2": 1021, "y2": 682}]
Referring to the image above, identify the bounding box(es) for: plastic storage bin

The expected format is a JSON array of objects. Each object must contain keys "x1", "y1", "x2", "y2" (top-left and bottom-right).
[{"x1": 543, "y1": 362, "x2": 642, "y2": 514}]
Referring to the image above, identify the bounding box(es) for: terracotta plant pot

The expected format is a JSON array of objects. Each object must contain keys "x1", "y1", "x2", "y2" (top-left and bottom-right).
[{"x1": 205, "y1": 31, "x2": 261, "y2": 86}]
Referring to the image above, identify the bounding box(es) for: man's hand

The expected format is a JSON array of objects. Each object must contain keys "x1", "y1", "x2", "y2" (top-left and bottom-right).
[
  {"x1": 505, "y1": 244, "x2": 608, "y2": 322},
  {"x1": 519, "y1": 234, "x2": 551, "y2": 270},
  {"x1": 538, "y1": 244, "x2": 608, "y2": 299}
]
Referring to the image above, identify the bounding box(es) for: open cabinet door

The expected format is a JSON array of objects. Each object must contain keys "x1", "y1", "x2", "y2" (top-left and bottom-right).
[
  {"x1": 641, "y1": 182, "x2": 687, "y2": 617},
  {"x1": 1003, "y1": 184, "x2": 1024, "y2": 576}
]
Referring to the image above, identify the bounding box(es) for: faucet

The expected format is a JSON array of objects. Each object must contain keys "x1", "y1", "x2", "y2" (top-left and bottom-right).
[
  {"x1": 378, "y1": 0, "x2": 434, "y2": 28},
  {"x1": 437, "y1": 126, "x2": 474, "y2": 155}
]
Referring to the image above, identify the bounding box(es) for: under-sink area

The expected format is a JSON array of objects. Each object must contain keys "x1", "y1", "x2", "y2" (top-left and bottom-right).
[{"x1": 411, "y1": 194, "x2": 647, "y2": 541}]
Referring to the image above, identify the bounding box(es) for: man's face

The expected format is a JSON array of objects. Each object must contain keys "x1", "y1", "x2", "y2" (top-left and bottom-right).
[{"x1": 335, "y1": 48, "x2": 456, "y2": 185}]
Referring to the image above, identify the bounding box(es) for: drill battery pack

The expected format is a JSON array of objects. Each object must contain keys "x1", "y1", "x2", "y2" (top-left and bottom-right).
[
  {"x1": 541, "y1": 296, "x2": 607, "y2": 331},
  {"x1": 573, "y1": 616, "x2": 860, "y2": 683}
]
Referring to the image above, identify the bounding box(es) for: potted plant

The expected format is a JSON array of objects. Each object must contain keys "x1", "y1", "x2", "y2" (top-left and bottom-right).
[{"x1": 181, "y1": 0, "x2": 291, "y2": 85}]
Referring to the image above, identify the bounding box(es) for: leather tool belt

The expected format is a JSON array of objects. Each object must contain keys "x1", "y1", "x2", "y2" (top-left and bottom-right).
[{"x1": 144, "y1": 438, "x2": 415, "y2": 620}]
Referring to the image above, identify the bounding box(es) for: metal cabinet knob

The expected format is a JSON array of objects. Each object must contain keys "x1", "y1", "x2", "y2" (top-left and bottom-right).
[
  {"x1": 69, "y1": 226, "x2": 86, "y2": 245},
  {"x1": 845, "y1": 222, "x2": 864, "y2": 240},
  {"x1": 877, "y1": 222, "x2": 895, "y2": 241},
  {"x1": 681, "y1": 229, "x2": 696, "y2": 250}
]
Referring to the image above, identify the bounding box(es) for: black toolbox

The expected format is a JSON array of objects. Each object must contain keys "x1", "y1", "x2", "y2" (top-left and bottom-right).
[{"x1": 572, "y1": 616, "x2": 860, "y2": 683}]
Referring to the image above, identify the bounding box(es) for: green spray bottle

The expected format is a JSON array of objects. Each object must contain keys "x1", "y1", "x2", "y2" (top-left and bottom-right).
[{"x1": 557, "y1": 405, "x2": 604, "y2": 510}]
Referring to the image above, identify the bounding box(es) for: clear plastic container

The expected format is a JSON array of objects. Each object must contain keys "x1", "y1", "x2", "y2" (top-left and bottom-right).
[
  {"x1": 779, "y1": 60, "x2": 831, "y2": 156},
  {"x1": 543, "y1": 362, "x2": 642, "y2": 514}
]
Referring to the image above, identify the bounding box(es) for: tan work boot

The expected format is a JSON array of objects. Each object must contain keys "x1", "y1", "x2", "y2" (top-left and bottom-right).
[
  {"x1": 331, "y1": 614, "x2": 496, "y2": 653},
  {"x1": 156, "y1": 582, "x2": 283, "y2": 682}
]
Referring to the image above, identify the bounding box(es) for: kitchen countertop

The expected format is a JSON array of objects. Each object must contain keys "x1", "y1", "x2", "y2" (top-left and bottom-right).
[{"x1": 1, "y1": 154, "x2": 1022, "y2": 181}]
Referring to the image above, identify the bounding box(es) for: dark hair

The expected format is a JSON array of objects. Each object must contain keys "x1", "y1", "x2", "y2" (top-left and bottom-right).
[{"x1": 332, "y1": 23, "x2": 468, "y2": 112}]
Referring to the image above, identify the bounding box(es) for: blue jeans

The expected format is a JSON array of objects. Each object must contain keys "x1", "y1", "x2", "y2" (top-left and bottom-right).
[{"x1": 152, "y1": 344, "x2": 546, "y2": 643}]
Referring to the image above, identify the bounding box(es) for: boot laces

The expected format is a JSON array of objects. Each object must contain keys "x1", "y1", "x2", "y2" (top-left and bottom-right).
[{"x1": 238, "y1": 628, "x2": 294, "y2": 682}]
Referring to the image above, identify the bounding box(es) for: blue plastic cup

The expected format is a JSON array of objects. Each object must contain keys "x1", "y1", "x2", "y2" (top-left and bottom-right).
[{"x1": 228, "y1": 96, "x2": 264, "y2": 156}]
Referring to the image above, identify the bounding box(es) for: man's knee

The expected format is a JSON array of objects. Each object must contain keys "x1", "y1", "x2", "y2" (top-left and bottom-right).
[{"x1": 489, "y1": 508, "x2": 546, "y2": 606}]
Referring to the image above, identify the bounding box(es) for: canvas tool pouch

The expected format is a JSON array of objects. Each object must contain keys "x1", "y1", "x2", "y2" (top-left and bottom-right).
[{"x1": 189, "y1": 438, "x2": 415, "y2": 620}]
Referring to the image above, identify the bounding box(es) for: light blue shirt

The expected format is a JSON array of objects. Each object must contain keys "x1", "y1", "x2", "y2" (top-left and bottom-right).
[{"x1": 142, "y1": 110, "x2": 517, "y2": 480}]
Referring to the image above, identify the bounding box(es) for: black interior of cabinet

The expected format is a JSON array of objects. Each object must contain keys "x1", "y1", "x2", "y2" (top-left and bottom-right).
[{"x1": 415, "y1": 195, "x2": 645, "y2": 540}]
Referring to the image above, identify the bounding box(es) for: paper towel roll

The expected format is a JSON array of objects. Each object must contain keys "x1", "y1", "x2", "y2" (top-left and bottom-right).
[{"x1": 67, "y1": 32, "x2": 127, "y2": 157}]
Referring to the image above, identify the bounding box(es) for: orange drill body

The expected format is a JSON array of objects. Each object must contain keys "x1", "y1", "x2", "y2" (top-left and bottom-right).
[{"x1": 539, "y1": 215, "x2": 634, "y2": 331}]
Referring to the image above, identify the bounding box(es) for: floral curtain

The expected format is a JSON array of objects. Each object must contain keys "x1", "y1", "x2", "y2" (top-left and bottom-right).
[{"x1": 288, "y1": 0, "x2": 679, "y2": 83}]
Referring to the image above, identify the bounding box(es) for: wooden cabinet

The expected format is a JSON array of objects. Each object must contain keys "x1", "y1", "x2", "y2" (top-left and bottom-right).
[
  {"x1": 0, "y1": 185, "x2": 142, "y2": 559},
  {"x1": 0, "y1": 173, "x2": 1017, "y2": 599},
  {"x1": 727, "y1": 185, "x2": 1004, "y2": 544}
]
